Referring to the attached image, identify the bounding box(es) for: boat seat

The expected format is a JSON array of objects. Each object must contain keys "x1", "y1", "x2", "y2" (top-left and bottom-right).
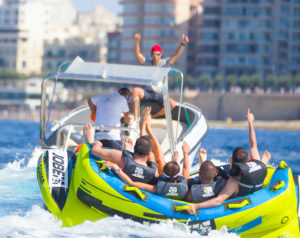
[{"x1": 151, "y1": 119, "x2": 188, "y2": 154}]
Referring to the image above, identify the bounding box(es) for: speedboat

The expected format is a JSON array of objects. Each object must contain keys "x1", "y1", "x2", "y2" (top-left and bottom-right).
[
  {"x1": 31, "y1": 56, "x2": 208, "y2": 167},
  {"x1": 34, "y1": 57, "x2": 300, "y2": 236},
  {"x1": 37, "y1": 143, "x2": 300, "y2": 237}
]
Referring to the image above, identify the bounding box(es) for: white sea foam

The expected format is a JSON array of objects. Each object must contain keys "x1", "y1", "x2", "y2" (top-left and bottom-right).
[{"x1": 0, "y1": 206, "x2": 239, "y2": 238}]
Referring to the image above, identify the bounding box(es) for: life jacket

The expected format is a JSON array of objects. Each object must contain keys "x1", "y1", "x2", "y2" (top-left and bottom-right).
[
  {"x1": 229, "y1": 160, "x2": 267, "y2": 197},
  {"x1": 122, "y1": 150, "x2": 157, "y2": 185},
  {"x1": 190, "y1": 176, "x2": 223, "y2": 203},
  {"x1": 156, "y1": 175, "x2": 188, "y2": 200}
]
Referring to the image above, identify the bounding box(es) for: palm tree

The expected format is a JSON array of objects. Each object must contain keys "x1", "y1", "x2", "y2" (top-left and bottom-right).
[{"x1": 225, "y1": 74, "x2": 237, "y2": 91}]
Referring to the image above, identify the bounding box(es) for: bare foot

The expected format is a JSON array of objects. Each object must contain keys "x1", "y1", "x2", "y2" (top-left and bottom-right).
[
  {"x1": 124, "y1": 137, "x2": 134, "y2": 152},
  {"x1": 141, "y1": 107, "x2": 152, "y2": 136},
  {"x1": 198, "y1": 148, "x2": 207, "y2": 165},
  {"x1": 83, "y1": 123, "x2": 94, "y2": 143},
  {"x1": 261, "y1": 151, "x2": 271, "y2": 165},
  {"x1": 172, "y1": 151, "x2": 179, "y2": 164}
]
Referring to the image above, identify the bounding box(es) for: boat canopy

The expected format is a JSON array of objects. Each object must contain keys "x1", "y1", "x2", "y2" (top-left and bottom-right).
[
  {"x1": 40, "y1": 57, "x2": 184, "y2": 153},
  {"x1": 55, "y1": 56, "x2": 176, "y2": 88}
]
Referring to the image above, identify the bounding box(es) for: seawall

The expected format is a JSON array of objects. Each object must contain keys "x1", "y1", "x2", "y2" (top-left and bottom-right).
[{"x1": 171, "y1": 91, "x2": 300, "y2": 121}]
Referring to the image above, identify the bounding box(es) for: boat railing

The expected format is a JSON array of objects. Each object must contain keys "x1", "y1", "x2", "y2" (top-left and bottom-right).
[{"x1": 55, "y1": 123, "x2": 139, "y2": 150}]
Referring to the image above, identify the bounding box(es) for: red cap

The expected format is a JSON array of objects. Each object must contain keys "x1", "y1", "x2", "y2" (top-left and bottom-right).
[{"x1": 151, "y1": 45, "x2": 162, "y2": 53}]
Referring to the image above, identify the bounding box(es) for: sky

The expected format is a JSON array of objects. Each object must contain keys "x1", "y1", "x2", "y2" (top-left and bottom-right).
[{"x1": 71, "y1": 0, "x2": 121, "y2": 14}]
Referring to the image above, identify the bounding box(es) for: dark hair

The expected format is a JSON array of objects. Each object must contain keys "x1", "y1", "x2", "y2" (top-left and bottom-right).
[
  {"x1": 232, "y1": 147, "x2": 249, "y2": 163},
  {"x1": 134, "y1": 136, "x2": 152, "y2": 156},
  {"x1": 163, "y1": 161, "x2": 180, "y2": 183},
  {"x1": 199, "y1": 160, "x2": 216, "y2": 181},
  {"x1": 119, "y1": 87, "x2": 130, "y2": 94}
]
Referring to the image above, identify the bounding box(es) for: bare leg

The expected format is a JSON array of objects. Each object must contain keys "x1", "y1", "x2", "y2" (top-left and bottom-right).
[
  {"x1": 198, "y1": 148, "x2": 207, "y2": 165},
  {"x1": 261, "y1": 151, "x2": 271, "y2": 165},
  {"x1": 124, "y1": 137, "x2": 134, "y2": 152},
  {"x1": 83, "y1": 123, "x2": 95, "y2": 143}
]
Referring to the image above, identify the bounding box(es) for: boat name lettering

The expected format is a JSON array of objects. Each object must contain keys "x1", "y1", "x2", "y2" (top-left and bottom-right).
[{"x1": 51, "y1": 152, "x2": 66, "y2": 185}]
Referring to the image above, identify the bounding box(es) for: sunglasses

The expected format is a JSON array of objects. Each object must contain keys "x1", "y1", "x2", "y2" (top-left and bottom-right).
[{"x1": 152, "y1": 53, "x2": 161, "y2": 56}]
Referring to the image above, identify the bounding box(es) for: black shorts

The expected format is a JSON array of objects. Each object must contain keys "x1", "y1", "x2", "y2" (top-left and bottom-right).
[{"x1": 141, "y1": 89, "x2": 164, "y2": 115}]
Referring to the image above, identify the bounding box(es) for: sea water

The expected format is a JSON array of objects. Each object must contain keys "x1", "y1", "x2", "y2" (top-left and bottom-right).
[{"x1": 0, "y1": 119, "x2": 299, "y2": 238}]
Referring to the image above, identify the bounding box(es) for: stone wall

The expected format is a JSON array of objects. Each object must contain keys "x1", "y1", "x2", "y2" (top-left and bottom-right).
[{"x1": 171, "y1": 91, "x2": 300, "y2": 120}]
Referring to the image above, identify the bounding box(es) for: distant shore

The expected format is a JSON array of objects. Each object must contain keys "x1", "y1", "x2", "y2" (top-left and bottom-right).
[
  {"x1": 1, "y1": 112, "x2": 300, "y2": 131},
  {"x1": 208, "y1": 120, "x2": 300, "y2": 131}
]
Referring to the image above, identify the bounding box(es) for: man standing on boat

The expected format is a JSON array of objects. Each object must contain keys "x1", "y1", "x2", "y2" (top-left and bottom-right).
[
  {"x1": 88, "y1": 88, "x2": 132, "y2": 150},
  {"x1": 131, "y1": 33, "x2": 189, "y2": 120}
]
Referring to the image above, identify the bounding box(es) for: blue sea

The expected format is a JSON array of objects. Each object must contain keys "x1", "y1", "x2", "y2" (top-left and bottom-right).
[{"x1": 0, "y1": 119, "x2": 299, "y2": 238}]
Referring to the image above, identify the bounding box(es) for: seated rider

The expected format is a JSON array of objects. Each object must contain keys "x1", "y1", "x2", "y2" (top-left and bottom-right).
[
  {"x1": 104, "y1": 142, "x2": 190, "y2": 201},
  {"x1": 182, "y1": 146, "x2": 224, "y2": 203},
  {"x1": 187, "y1": 108, "x2": 269, "y2": 214}
]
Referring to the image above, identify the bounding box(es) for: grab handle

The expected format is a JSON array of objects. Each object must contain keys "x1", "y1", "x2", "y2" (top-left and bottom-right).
[
  {"x1": 269, "y1": 180, "x2": 285, "y2": 192},
  {"x1": 172, "y1": 204, "x2": 199, "y2": 215},
  {"x1": 122, "y1": 185, "x2": 149, "y2": 201},
  {"x1": 223, "y1": 197, "x2": 251, "y2": 210}
]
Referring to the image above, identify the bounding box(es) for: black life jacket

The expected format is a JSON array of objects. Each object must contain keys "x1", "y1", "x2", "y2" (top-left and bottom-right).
[
  {"x1": 156, "y1": 175, "x2": 188, "y2": 200},
  {"x1": 190, "y1": 176, "x2": 223, "y2": 203},
  {"x1": 229, "y1": 160, "x2": 267, "y2": 197},
  {"x1": 122, "y1": 150, "x2": 157, "y2": 185}
]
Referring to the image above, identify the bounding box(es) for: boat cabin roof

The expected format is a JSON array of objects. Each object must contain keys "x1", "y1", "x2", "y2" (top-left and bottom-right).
[{"x1": 50, "y1": 56, "x2": 177, "y2": 88}]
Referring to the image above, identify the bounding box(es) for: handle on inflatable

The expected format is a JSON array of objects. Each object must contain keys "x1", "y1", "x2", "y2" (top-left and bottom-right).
[
  {"x1": 226, "y1": 199, "x2": 250, "y2": 209},
  {"x1": 122, "y1": 185, "x2": 149, "y2": 201},
  {"x1": 174, "y1": 205, "x2": 190, "y2": 212},
  {"x1": 223, "y1": 197, "x2": 251, "y2": 210},
  {"x1": 269, "y1": 180, "x2": 285, "y2": 192},
  {"x1": 172, "y1": 204, "x2": 199, "y2": 215},
  {"x1": 279, "y1": 161, "x2": 287, "y2": 170}
]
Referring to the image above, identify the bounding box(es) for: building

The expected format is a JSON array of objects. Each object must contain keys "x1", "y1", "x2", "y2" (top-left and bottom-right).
[
  {"x1": 107, "y1": 31, "x2": 121, "y2": 63},
  {"x1": 0, "y1": 0, "x2": 76, "y2": 75},
  {"x1": 188, "y1": 0, "x2": 300, "y2": 80},
  {"x1": 119, "y1": 0, "x2": 190, "y2": 72}
]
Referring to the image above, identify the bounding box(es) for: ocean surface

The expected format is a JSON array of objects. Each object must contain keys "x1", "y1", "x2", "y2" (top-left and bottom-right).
[{"x1": 0, "y1": 119, "x2": 299, "y2": 238}]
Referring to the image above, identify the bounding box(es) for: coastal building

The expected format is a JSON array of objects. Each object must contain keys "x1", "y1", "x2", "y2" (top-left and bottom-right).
[
  {"x1": 0, "y1": 1, "x2": 121, "y2": 75},
  {"x1": 0, "y1": 0, "x2": 76, "y2": 75},
  {"x1": 188, "y1": 0, "x2": 300, "y2": 79},
  {"x1": 107, "y1": 31, "x2": 121, "y2": 63},
  {"x1": 119, "y1": 0, "x2": 190, "y2": 72}
]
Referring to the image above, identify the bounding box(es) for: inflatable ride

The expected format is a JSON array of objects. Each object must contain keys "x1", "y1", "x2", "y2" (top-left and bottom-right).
[{"x1": 37, "y1": 143, "x2": 300, "y2": 237}]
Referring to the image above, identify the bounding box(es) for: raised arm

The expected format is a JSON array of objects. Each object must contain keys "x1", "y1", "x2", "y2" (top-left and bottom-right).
[
  {"x1": 246, "y1": 108, "x2": 260, "y2": 161},
  {"x1": 88, "y1": 98, "x2": 97, "y2": 115},
  {"x1": 169, "y1": 34, "x2": 189, "y2": 66},
  {"x1": 143, "y1": 107, "x2": 165, "y2": 174},
  {"x1": 182, "y1": 142, "x2": 190, "y2": 179},
  {"x1": 133, "y1": 33, "x2": 146, "y2": 65},
  {"x1": 104, "y1": 161, "x2": 156, "y2": 193}
]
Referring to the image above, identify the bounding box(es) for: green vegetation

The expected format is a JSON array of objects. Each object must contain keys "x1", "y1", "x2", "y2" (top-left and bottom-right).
[{"x1": 0, "y1": 69, "x2": 24, "y2": 80}]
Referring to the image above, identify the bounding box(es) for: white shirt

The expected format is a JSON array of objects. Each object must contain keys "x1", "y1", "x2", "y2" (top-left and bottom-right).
[{"x1": 91, "y1": 91, "x2": 129, "y2": 140}]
